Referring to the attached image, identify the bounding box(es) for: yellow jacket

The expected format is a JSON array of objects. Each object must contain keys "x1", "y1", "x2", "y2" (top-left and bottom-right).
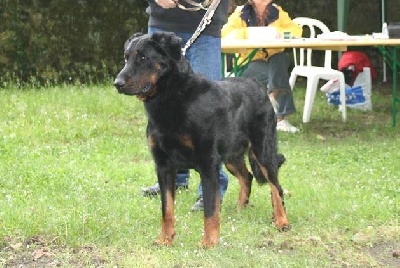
[{"x1": 222, "y1": 3, "x2": 302, "y2": 62}]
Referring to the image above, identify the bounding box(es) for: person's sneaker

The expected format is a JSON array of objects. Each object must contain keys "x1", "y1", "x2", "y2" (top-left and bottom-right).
[
  {"x1": 190, "y1": 197, "x2": 204, "y2": 212},
  {"x1": 277, "y1": 119, "x2": 299, "y2": 133},
  {"x1": 141, "y1": 183, "x2": 188, "y2": 197}
]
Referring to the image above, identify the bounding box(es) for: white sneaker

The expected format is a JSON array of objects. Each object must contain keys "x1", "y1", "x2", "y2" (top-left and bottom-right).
[{"x1": 277, "y1": 119, "x2": 299, "y2": 133}]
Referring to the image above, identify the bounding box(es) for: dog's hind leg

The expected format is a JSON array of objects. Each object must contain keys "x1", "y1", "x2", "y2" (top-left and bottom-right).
[
  {"x1": 155, "y1": 166, "x2": 177, "y2": 246},
  {"x1": 249, "y1": 149, "x2": 290, "y2": 231},
  {"x1": 225, "y1": 159, "x2": 253, "y2": 208}
]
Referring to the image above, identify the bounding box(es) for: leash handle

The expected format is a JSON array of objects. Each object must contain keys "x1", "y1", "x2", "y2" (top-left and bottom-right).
[{"x1": 177, "y1": 0, "x2": 212, "y2": 11}]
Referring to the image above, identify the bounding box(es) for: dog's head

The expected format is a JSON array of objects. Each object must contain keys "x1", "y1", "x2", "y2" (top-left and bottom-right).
[{"x1": 113, "y1": 31, "x2": 185, "y2": 101}]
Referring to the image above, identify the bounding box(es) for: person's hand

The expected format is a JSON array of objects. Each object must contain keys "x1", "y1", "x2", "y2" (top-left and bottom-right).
[{"x1": 155, "y1": 0, "x2": 178, "y2": 9}]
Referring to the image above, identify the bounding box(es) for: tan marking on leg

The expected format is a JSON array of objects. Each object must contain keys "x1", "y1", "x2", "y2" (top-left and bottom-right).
[
  {"x1": 147, "y1": 134, "x2": 156, "y2": 149},
  {"x1": 201, "y1": 194, "x2": 221, "y2": 248},
  {"x1": 269, "y1": 183, "x2": 290, "y2": 231},
  {"x1": 225, "y1": 162, "x2": 251, "y2": 209},
  {"x1": 155, "y1": 189, "x2": 175, "y2": 246},
  {"x1": 249, "y1": 151, "x2": 290, "y2": 230},
  {"x1": 249, "y1": 150, "x2": 270, "y2": 182},
  {"x1": 179, "y1": 134, "x2": 194, "y2": 149}
]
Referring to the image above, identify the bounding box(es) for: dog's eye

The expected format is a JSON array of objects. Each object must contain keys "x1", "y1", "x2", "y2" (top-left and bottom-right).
[{"x1": 140, "y1": 55, "x2": 147, "y2": 61}]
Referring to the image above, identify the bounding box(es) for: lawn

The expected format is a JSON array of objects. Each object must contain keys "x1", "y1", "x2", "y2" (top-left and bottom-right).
[{"x1": 0, "y1": 81, "x2": 399, "y2": 267}]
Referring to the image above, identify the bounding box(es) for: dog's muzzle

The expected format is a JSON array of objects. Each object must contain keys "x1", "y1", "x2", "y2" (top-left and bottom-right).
[
  {"x1": 114, "y1": 77, "x2": 153, "y2": 97},
  {"x1": 113, "y1": 78, "x2": 126, "y2": 93}
]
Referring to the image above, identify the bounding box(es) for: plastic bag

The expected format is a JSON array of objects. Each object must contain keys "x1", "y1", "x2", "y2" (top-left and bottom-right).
[
  {"x1": 321, "y1": 67, "x2": 372, "y2": 111},
  {"x1": 326, "y1": 86, "x2": 365, "y2": 105}
]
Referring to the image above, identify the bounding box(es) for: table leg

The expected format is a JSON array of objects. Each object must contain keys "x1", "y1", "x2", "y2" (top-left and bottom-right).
[
  {"x1": 377, "y1": 46, "x2": 399, "y2": 126},
  {"x1": 221, "y1": 50, "x2": 259, "y2": 78},
  {"x1": 391, "y1": 47, "x2": 399, "y2": 126},
  {"x1": 221, "y1": 54, "x2": 226, "y2": 78}
]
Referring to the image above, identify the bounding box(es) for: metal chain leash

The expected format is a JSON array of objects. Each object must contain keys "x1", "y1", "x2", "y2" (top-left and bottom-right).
[{"x1": 180, "y1": 0, "x2": 222, "y2": 56}]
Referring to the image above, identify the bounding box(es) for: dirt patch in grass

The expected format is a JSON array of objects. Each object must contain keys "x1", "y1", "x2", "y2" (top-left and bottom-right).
[
  {"x1": 1, "y1": 235, "x2": 110, "y2": 267},
  {"x1": 2, "y1": 234, "x2": 400, "y2": 267},
  {"x1": 258, "y1": 232, "x2": 400, "y2": 267},
  {"x1": 368, "y1": 242, "x2": 400, "y2": 268}
]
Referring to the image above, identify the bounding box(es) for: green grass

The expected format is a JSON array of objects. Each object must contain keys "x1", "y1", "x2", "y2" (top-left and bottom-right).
[{"x1": 0, "y1": 82, "x2": 399, "y2": 267}]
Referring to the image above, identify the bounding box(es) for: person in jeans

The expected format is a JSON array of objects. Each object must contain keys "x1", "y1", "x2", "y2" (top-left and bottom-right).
[
  {"x1": 222, "y1": 0, "x2": 302, "y2": 133},
  {"x1": 141, "y1": 0, "x2": 230, "y2": 211}
]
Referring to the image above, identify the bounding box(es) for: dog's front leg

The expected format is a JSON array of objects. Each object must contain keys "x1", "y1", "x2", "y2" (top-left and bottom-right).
[
  {"x1": 199, "y1": 166, "x2": 221, "y2": 248},
  {"x1": 155, "y1": 166, "x2": 177, "y2": 246}
]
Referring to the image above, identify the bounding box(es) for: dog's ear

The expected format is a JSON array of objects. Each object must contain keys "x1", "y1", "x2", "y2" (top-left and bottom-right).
[
  {"x1": 124, "y1": 32, "x2": 144, "y2": 51},
  {"x1": 151, "y1": 32, "x2": 183, "y2": 61}
]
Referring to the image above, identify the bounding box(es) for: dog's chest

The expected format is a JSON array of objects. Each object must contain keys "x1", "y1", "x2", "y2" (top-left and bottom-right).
[{"x1": 149, "y1": 128, "x2": 197, "y2": 167}]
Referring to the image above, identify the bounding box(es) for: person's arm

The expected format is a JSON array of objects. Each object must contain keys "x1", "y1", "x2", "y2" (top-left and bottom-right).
[
  {"x1": 154, "y1": 0, "x2": 178, "y2": 9},
  {"x1": 274, "y1": 7, "x2": 302, "y2": 38}
]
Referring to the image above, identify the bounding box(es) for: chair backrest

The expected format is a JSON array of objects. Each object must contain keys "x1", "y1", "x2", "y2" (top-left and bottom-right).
[{"x1": 292, "y1": 17, "x2": 332, "y2": 69}]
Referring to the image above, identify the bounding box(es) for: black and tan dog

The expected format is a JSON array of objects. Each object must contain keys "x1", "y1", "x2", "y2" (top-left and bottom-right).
[{"x1": 114, "y1": 32, "x2": 289, "y2": 248}]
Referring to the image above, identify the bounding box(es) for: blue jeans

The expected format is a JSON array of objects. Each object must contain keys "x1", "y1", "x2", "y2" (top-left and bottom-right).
[
  {"x1": 148, "y1": 27, "x2": 228, "y2": 199},
  {"x1": 241, "y1": 53, "x2": 296, "y2": 117}
]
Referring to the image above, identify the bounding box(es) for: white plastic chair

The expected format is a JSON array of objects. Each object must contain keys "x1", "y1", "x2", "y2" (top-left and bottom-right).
[{"x1": 289, "y1": 17, "x2": 346, "y2": 123}]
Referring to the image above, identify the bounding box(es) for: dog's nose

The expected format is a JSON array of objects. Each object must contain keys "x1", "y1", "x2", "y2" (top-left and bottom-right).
[{"x1": 113, "y1": 78, "x2": 125, "y2": 90}]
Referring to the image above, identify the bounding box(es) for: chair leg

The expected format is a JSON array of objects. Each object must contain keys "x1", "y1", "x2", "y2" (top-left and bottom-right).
[
  {"x1": 289, "y1": 72, "x2": 297, "y2": 90},
  {"x1": 338, "y1": 76, "x2": 347, "y2": 122},
  {"x1": 302, "y1": 78, "x2": 319, "y2": 123}
]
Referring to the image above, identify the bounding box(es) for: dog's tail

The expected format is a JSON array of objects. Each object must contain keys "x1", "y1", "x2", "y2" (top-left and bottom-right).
[
  {"x1": 276, "y1": 153, "x2": 286, "y2": 168},
  {"x1": 248, "y1": 153, "x2": 286, "y2": 185}
]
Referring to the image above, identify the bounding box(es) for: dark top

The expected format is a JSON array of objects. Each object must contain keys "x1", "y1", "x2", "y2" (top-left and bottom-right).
[
  {"x1": 240, "y1": 2, "x2": 279, "y2": 26},
  {"x1": 146, "y1": 0, "x2": 230, "y2": 37}
]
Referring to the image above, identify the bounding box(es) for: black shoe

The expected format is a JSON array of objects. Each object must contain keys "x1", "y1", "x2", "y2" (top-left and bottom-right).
[
  {"x1": 141, "y1": 183, "x2": 188, "y2": 197},
  {"x1": 190, "y1": 197, "x2": 204, "y2": 212}
]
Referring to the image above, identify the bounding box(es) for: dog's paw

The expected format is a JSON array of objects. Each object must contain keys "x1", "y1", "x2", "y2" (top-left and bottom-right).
[
  {"x1": 236, "y1": 199, "x2": 251, "y2": 210},
  {"x1": 154, "y1": 231, "x2": 175, "y2": 247},
  {"x1": 154, "y1": 237, "x2": 174, "y2": 247},
  {"x1": 199, "y1": 238, "x2": 218, "y2": 249},
  {"x1": 273, "y1": 217, "x2": 291, "y2": 232},
  {"x1": 279, "y1": 224, "x2": 291, "y2": 232}
]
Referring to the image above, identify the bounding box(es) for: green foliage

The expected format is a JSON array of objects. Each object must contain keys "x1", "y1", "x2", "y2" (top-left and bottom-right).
[
  {"x1": 0, "y1": 0, "x2": 147, "y2": 86},
  {"x1": 2, "y1": 0, "x2": 400, "y2": 87}
]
